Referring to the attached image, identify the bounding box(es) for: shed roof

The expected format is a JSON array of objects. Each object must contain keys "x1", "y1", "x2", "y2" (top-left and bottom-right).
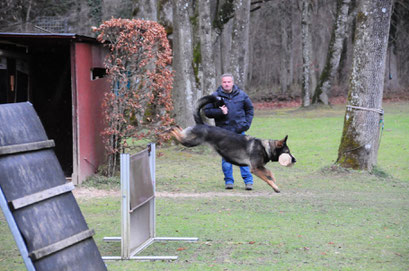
[{"x1": 0, "y1": 33, "x2": 99, "y2": 44}]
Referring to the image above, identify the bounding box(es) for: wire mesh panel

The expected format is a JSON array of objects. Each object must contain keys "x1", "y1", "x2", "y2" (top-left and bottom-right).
[{"x1": 35, "y1": 17, "x2": 68, "y2": 32}]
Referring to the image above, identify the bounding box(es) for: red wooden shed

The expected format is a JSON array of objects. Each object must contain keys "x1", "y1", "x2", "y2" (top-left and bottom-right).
[{"x1": 0, "y1": 33, "x2": 110, "y2": 184}]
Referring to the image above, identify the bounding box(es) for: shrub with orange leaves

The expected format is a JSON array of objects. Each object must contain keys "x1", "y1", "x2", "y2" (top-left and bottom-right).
[{"x1": 94, "y1": 18, "x2": 174, "y2": 176}]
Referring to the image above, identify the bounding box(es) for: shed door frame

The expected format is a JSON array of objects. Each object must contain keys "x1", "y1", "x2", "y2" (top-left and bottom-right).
[{"x1": 70, "y1": 42, "x2": 79, "y2": 184}]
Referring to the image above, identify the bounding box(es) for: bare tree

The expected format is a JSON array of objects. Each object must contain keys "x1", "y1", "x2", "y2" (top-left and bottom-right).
[
  {"x1": 279, "y1": 0, "x2": 294, "y2": 95},
  {"x1": 25, "y1": 0, "x2": 34, "y2": 31},
  {"x1": 229, "y1": 0, "x2": 251, "y2": 88},
  {"x1": 312, "y1": 0, "x2": 351, "y2": 105},
  {"x1": 199, "y1": 0, "x2": 217, "y2": 95},
  {"x1": 336, "y1": 0, "x2": 393, "y2": 171},
  {"x1": 301, "y1": 0, "x2": 312, "y2": 107},
  {"x1": 132, "y1": 0, "x2": 157, "y2": 21},
  {"x1": 7, "y1": 0, "x2": 408, "y2": 99},
  {"x1": 390, "y1": 0, "x2": 409, "y2": 89},
  {"x1": 172, "y1": 0, "x2": 197, "y2": 127},
  {"x1": 0, "y1": 0, "x2": 76, "y2": 32},
  {"x1": 212, "y1": 0, "x2": 234, "y2": 76}
]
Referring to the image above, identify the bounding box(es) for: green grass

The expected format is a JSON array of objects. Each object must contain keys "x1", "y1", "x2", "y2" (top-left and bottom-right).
[{"x1": 1, "y1": 101, "x2": 408, "y2": 270}]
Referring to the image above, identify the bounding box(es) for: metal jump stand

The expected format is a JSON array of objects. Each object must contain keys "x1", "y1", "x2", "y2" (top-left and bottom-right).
[{"x1": 102, "y1": 143, "x2": 198, "y2": 261}]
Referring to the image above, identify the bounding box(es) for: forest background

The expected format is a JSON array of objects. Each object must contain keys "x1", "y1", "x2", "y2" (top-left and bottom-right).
[{"x1": 1, "y1": 0, "x2": 408, "y2": 126}]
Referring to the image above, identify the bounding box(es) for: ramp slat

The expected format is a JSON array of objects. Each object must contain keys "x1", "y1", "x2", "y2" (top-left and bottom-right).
[
  {"x1": 29, "y1": 229, "x2": 95, "y2": 261},
  {"x1": 0, "y1": 140, "x2": 55, "y2": 155},
  {"x1": 10, "y1": 183, "x2": 75, "y2": 210}
]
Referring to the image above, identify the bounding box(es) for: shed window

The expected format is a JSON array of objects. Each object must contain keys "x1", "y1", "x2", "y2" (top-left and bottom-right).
[{"x1": 91, "y1": 68, "x2": 107, "y2": 80}]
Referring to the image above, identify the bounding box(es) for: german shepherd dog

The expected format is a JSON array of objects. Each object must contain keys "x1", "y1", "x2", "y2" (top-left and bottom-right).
[{"x1": 171, "y1": 95, "x2": 296, "y2": 193}]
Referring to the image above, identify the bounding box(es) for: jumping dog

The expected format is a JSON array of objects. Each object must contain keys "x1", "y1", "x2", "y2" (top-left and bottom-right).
[{"x1": 171, "y1": 95, "x2": 296, "y2": 192}]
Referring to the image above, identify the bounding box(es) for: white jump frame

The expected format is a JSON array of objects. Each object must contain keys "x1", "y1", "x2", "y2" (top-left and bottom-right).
[{"x1": 103, "y1": 143, "x2": 198, "y2": 261}]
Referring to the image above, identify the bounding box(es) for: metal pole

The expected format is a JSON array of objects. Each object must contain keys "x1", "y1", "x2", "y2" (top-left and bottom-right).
[
  {"x1": 154, "y1": 237, "x2": 199, "y2": 242},
  {"x1": 0, "y1": 186, "x2": 36, "y2": 271},
  {"x1": 149, "y1": 143, "x2": 156, "y2": 187},
  {"x1": 120, "y1": 153, "x2": 130, "y2": 259},
  {"x1": 149, "y1": 143, "x2": 156, "y2": 238}
]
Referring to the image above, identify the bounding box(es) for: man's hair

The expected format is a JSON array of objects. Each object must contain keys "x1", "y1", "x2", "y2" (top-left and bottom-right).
[{"x1": 220, "y1": 73, "x2": 234, "y2": 82}]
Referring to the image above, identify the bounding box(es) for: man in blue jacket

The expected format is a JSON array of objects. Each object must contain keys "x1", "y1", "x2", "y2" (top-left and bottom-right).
[{"x1": 204, "y1": 73, "x2": 255, "y2": 190}]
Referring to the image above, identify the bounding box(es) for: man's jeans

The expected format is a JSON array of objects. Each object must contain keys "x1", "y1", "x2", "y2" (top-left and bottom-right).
[{"x1": 222, "y1": 158, "x2": 253, "y2": 185}]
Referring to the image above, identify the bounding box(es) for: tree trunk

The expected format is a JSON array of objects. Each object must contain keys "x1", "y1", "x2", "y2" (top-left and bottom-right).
[
  {"x1": 220, "y1": 19, "x2": 233, "y2": 75},
  {"x1": 336, "y1": 0, "x2": 392, "y2": 171},
  {"x1": 172, "y1": 0, "x2": 197, "y2": 127},
  {"x1": 312, "y1": 0, "x2": 351, "y2": 105},
  {"x1": 229, "y1": 0, "x2": 251, "y2": 89},
  {"x1": 199, "y1": 0, "x2": 217, "y2": 95},
  {"x1": 301, "y1": 0, "x2": 312, "y2": 107},
  {"x1": 393, "y1": 0, "x2": 409, "y2": 88},
  {"x1": 25, "y1": 0, "x2": 33, "y2": 32},
  {"x1": 132, "y1": 0, "x2": 157, "y2": 21},
  {"x1": 279, "y1": 0, "x2": 294, "y2": 95}
]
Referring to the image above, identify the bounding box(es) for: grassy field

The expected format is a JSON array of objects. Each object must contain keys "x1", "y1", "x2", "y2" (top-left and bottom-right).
[{"x1": 1, "y1": 102, "x2": 408, "y2": 270}]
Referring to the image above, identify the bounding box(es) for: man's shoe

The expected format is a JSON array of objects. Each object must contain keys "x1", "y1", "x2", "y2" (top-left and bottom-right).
[
  {"x1": 245, "y1": 183, "x2": 253, "y2": 190},
  {"x1": 225, "y1": 183, "x2": 234, "y2": 190}
]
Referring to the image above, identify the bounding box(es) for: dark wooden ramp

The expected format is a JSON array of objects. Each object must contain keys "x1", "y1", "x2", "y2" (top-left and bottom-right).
[{"x1": 0, "y1": 102, "x2": 107, "y2": 271}]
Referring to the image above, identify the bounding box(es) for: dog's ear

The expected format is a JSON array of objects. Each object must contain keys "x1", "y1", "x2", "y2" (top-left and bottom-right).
[{"x1": 275, "y1": 135, "x2": 288, "y2": 148}]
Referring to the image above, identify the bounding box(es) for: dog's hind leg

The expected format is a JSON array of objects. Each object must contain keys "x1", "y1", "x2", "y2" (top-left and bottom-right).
[
  {"x1": 251, "y1": 167, "x2": 280, "y2": 193},
  {"x1": 170, "y1": 126, "x2": 203, "y2": 147}
]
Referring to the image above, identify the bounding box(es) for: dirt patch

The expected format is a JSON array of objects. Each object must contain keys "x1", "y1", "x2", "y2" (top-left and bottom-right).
[
  {"x1": 73, "y1": 187, "x2": 120, "y2": 199},
  {"x1": 72, "y1": 187, "x2": 399, "y2": 208},
  {"x1": 156, "y1": 191, "x2": 276, "y2": 198},
  {"x1": 72, "y1": 187, "x2": 314, "y2": 199},
  {"x1": 72, "y1": 187, "x2": 279, "y2": 199}
]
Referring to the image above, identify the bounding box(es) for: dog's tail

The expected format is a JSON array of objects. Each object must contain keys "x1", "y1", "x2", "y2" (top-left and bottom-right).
[{"x1": 194, "y1": 95, "x2": 221, "y2": 124}]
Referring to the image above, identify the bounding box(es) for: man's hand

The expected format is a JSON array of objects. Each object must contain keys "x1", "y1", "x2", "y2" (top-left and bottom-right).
[{"x1": 220, "y1": 105, "x2": 228, "y2": 115}]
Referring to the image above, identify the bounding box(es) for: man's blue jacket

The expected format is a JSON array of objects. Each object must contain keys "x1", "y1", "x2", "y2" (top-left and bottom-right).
[{"x1": 203, "y1": 85, "x2": 254, "y2": 134}]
